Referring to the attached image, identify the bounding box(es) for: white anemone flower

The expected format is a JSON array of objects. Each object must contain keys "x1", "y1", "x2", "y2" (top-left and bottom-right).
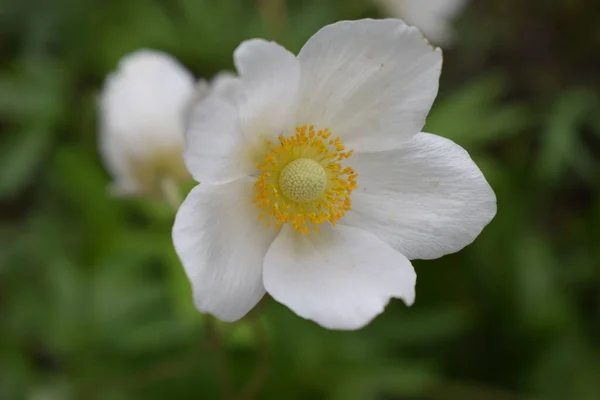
[
  {"x1": 173, "y1": 19, "x2": 496, "y2": 330},
  {"x1": 374, "y1": 0, "x2": 468, "y2": 45},
  {"x1": 98, "y1": 49, "x2": 197, "y2": 197}
]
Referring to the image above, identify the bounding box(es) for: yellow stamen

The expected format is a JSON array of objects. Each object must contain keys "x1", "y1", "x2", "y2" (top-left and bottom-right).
[{"x1": 254, "y1": 125, "x2": 357, "y2": 234}]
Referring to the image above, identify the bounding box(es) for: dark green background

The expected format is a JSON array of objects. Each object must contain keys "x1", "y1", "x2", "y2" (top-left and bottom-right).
[{"x1": 1, "y1": 0, "x2": 599, "y2": 399}]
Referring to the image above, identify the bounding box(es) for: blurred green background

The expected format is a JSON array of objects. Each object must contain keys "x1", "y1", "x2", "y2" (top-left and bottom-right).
[{"x1": 1, "y1": 0, "x2": 600, "y2": 399}]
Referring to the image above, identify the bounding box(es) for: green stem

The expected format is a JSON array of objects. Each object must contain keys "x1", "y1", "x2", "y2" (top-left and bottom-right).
[
  {"x1": 160, "y1": 180, "x2": 235, "y2": 399},
  {"x1": 236, "y1": 316, "x2": 270, "y2": 400},
  {"x1": 205, "y1": 318, "x2": 235, "y2": 400}
]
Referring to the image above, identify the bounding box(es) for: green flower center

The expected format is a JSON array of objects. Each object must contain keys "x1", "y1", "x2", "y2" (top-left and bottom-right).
[{"x1": 278, "y1": 158, "x2": 327, "y2": 203}]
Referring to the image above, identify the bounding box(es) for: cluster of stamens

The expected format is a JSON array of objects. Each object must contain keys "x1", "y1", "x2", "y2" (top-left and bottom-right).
[{"x1": 254, "y1": 125, "x2": 357, "y2": 234}]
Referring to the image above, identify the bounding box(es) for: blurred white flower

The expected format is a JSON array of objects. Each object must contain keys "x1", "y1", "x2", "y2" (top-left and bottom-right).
[
  {"x1": 98, "y1": 49, "x2": 196, "y2": 197},
  {"x1": 173, "y1": 19, "x2": 496, "y2": 330},
  {"x1": 374, "y1": 0, "x2": 468, "y2": 45}
]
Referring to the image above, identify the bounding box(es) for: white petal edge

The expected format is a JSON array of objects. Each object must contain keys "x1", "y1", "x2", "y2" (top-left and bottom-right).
[
  {"x1": 99, "y1": 49, "x2": 195, "y2": 188},
  {"x1": 182, "y1": 72, "x2": 239, "y2": 139},
  {"x1": 342, "y1": 132, "x2": 497, "y2": 260},
  {"x1": 184, "y1": 90, "x2": 255, "y2": 184},
  {"x1": 172, "y1": 178, "x2": 277, "y2": 321},
  {"x1": 295, "y1": 19, "x2": 442, "y2": 152},
  {"x1": 184, "y1": 40, "x2": 301, "y2": 184},
  {"x1": 232, "y1": 39, "x2": 301, "y2": 150},
  {"x1": 208, "y1": 71, "x2": 239, "y2": 99},
  {"x1": 263, "y1": 224, "x2": 416, "y2": 330}
]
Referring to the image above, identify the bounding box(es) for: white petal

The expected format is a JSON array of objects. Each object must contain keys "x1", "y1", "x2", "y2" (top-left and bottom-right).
[
  {"x1": 184, "y1": 92, "x2": 254, "y2": 184},
  {"x1": 187, "y1": 71, "x2": 239, "y2": 106},
  {"x1": 172, "y1": 178, "x2": 277, "y2": 321},
  {"x1": 184, "y1": 41, "x2": 300, "y2": 184},
  {"x1": 233, "y1": 39, "x2": 301, "y2": 148},
  {"x1": 342, "y1": 132, "x2": 496, "y2": 260},
  {"x1": 295, "y1": 19, "x2": 442, "y2": 152},
  {"x1": 263, "y1": 225, "x2": 416, "y2": 330},
  {"x1": 182, "y1": 72, "x2": 239, "y2": 135},
  {"x1": 208, "y1": 71, "x2": 239, "y2": 99},
  {"x1": 99, "y1": 49, "x2": 195, "y2": 187}
]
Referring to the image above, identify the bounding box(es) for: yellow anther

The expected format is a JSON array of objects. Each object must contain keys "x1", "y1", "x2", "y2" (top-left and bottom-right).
[{"x1": 254, "y1": 125, "x2": 356, "y2": 234}]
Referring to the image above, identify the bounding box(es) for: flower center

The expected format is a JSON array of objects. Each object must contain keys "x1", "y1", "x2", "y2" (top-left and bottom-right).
[
  {"x1": 254, "y1": 125, "x2": 357, "y2": 234},
  {"x1": 278, "y1": 158, "x2": 327, "y2": 203}
]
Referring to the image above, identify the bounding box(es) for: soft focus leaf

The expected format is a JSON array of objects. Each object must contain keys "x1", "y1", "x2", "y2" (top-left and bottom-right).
[
  {"x1": 1, "y1": 1, "x2": 599, "y2": 399},
  {"x1": 535, "y1": 89, "x2": 597, "y2": 184},
  {"x1": 0, "y1": 127, "x2": 53, "y2": 198},
  {"x1": 425, "y1": 75, "x2": 531, "y2": 146},
  {"x1": 513, "y1": 233, "x2": 573, "y2": 334}
]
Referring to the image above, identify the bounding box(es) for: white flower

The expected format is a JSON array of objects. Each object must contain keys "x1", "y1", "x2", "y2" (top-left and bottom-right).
[
  {"x1": 98, "y1": 49, "x2": 196, "y2": 196},
  {"x1": 188, "y1": 71, "x2": 238, "y2": 112},
  {"x1": 374, "y1": 0, "x2": 468, "y2": 45},
  {"x1": 173, "y1": 19, "x2": 496, "y2": 330}
]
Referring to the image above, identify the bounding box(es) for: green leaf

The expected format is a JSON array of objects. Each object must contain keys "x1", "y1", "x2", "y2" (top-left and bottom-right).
[
  {"x1": 535, "y1": 89, "x2": 597, "y2": 184},
  {"x1": 425, "y1": 75, "x2": 531, "y2": 146},
  {"x1": 513, "y1": 233, "x2": 573, "y2": 334},
  {"x1": 0, "y1": 126, "x2": 53, "y2": 198},
  {"x1": 50, "y1": 146, "x2": 123, "y2": 255},
  {"x1": 0, "y1": 59, "x2": 67, "y2": 122},
  {"x1": 530, "y1": 335, "x2": 600, "y2": 400}
]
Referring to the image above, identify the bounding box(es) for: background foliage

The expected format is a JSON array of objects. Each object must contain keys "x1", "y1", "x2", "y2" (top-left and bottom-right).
[{"x1": 1, "y1": 0, "x2": 600, "y2": 399}]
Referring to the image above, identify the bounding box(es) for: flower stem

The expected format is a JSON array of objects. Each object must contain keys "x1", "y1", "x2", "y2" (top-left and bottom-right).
[
  {"x1": 237, "y1": 316, "x2": 270, "y2": 400},
  {"x1": 205, "y1": 317, "x2": 235, "y2": 400},
  {"x1": 160, "y1": 180, "x2": 235, "y2": 399},
  {"x1": 256, "y1": 0, "x2": 286, "y2": 40}
]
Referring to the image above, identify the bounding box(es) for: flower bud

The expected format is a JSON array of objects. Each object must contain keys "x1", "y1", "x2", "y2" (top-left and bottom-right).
[{"x1": 98, "y1": 49, "x2": 196, "y2": 197}]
